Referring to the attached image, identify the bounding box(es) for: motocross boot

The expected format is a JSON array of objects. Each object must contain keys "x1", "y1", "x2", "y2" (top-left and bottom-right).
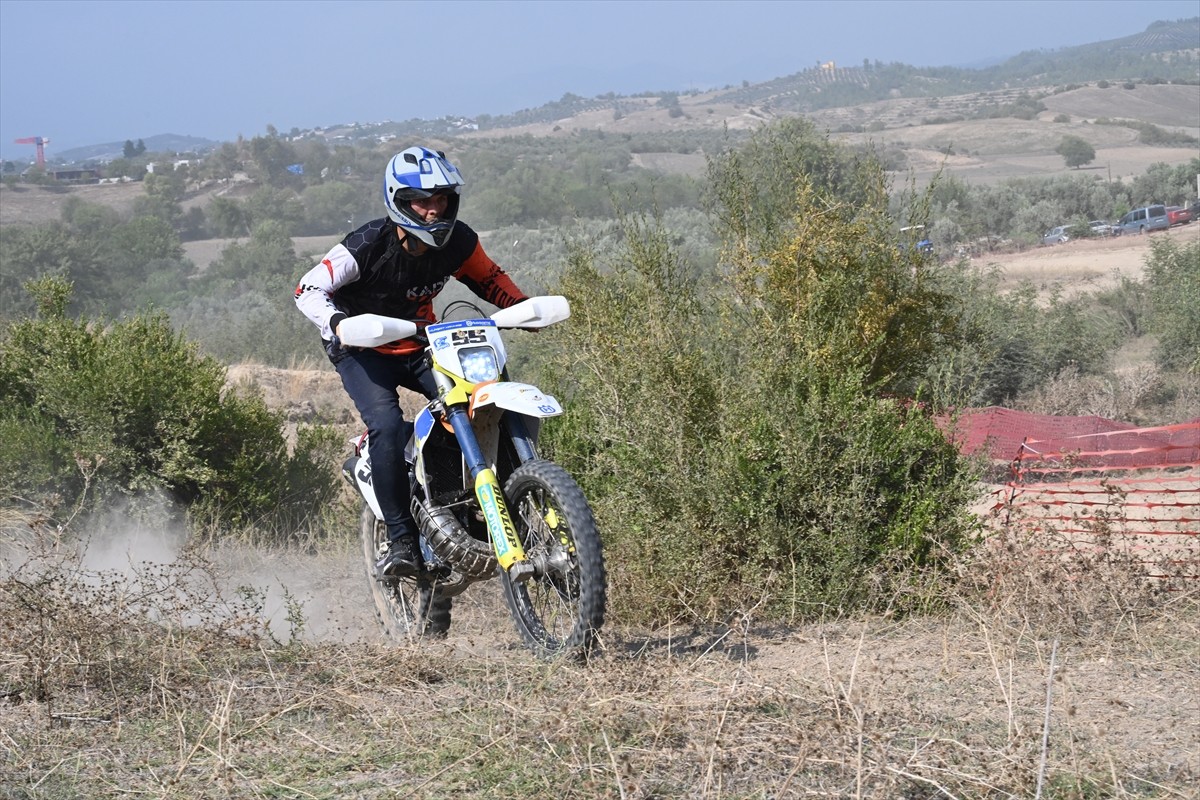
[{"x1": 377, "y1": 534, "x2": 423, "y2": 579}]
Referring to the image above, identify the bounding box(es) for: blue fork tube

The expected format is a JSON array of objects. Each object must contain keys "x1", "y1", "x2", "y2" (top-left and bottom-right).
[
  {"x1": 445, "y1": 406, "x2": 488, "y2": 479},
  {"x1": 444, "y1": 405, "x2": 530, "y2": 573},
  {"x1": 503, "y1": 412, "x2": 537, "y2": 464}
]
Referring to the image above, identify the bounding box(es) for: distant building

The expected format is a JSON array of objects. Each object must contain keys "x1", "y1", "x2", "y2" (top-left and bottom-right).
[
  {"x1": 146, "y1": 161, "x2": 191, "y2": 173},
  {"x1": 48, "y1": 167, "x2": 101, "y2": 184}
]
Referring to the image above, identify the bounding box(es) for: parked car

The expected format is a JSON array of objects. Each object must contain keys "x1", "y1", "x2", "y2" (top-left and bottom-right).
[
  {"x1": 1166, "y1": 206, "x2": 1192, "y2": 226},
  {"x1": 1116, "y1": 204, "x2": 1169, "y2": 235},
  {"x1": 1042, "y1": 225, "x2": 1070, "y2": 245},
  {"x1": 1088, "y1": 220, "x2": 1114, "y2": 237}
]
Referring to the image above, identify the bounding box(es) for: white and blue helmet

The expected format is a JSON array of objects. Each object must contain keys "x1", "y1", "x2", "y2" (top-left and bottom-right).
[{"x1": 383, "y1": 146, "x2": 465, "y2": 249}]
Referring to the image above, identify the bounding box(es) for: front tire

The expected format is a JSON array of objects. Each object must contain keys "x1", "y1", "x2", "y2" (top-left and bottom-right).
[
  {"x1": 360, "y1": 503, "x2": 452, "y2": 640},
  {"x1": 500, "y1": 460, "x2": 607, "y2": 660}
]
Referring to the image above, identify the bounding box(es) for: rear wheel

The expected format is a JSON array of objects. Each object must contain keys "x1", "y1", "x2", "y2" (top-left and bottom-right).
[
  {"x1": 360, "y1": 504, "x2": 452, "y2": 640},
  {"x1": 500, "y1": 460, "x2": 607, "y2": 660}
]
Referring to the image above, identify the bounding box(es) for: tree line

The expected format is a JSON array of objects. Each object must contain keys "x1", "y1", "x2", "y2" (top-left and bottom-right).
[{"x1": 2, "y1": 127, "x2": 1196, "y2": 384}]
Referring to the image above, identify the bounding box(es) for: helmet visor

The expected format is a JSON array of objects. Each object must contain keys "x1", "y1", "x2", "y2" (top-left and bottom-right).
[{"x1": 392, "y1": 185, "x2": 457, "y2": 203}]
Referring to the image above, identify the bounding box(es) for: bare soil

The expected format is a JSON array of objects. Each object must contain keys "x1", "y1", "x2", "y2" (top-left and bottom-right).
[
  {"x1": 3, "y1": 522, "x2": 1197, "y2": 798},
  {"x1": 980, "y1": 221, "x2": 1200, "y2": 300},
  {"x1": 0, "y1": 179, "x2": 232, "y2": 228},
  {"x1": 0, "y1": 181, "x2": 146, "y2": 227}
]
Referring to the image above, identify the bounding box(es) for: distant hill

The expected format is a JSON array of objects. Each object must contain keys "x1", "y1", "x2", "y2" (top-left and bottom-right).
[
  {"x1": 491, "y1": 18, "x2": 1200, "y2": 127},
  {"x1": 307, "y1": 18, "x2": 1200, "y2": 144},
  {"x1": 55, "y1": 134, "x2": 220, "y2": 164}
]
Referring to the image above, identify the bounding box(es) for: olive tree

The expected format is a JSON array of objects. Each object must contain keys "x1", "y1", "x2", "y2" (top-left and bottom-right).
[
  {"x1": 1056, "y1": 135, "x2": 1096, "y2": 169},
  {"x1": 1145, "y1": 238, "x2": 1200, "y2": 373}
]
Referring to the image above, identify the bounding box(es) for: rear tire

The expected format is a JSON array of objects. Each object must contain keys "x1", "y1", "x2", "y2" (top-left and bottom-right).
[
  {"x1": 360, "y1": 504, "x2": 452, "y2": 640},
  {"x1": 500, "y1": 460, "x2": 606, "y2": 660}
]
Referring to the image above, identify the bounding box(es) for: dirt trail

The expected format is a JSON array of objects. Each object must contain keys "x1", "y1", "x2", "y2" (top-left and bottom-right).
[
  {"x1": 977, "y1": 223, "x2": 1199, "y2": 299},
  {"x1": 198, "y1": 535, "x2": 1200, "y2": 792}
]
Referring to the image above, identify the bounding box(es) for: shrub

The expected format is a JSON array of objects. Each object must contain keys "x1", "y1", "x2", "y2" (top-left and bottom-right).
[
  {"x1": 0, "y1": 276, "x2": 342, "y2": 535},
  {"x1": 539, "y1": 123, "x2": 976, "y2": 625},
  {"x1": 923, "y1": 266, "x2": 1125, "y2": 407},
  {"x1": 1144, "y1": 237, "x2": 1200, "y2": 373}
]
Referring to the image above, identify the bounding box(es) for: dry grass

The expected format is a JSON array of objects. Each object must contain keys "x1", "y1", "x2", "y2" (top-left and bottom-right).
[
  {"x1": 3, "y1": 497, "x2": 1198, "y2": 799},
  {"x1": 1039, "y1": 85, "x2": 1200, "y2": 132}
]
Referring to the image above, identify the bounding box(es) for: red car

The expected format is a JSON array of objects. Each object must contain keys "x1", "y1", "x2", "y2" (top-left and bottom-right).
[{"x1": 1166, "y1": 206, "x2": 1192, "y2": 226}]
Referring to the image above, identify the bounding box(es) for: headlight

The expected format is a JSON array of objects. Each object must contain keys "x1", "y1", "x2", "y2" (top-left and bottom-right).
[{"x1": 459, "y1": 346, "x2": 499, "y2": 383}]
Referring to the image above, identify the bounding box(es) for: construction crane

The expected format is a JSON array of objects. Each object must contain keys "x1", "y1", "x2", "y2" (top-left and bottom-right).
[{"x1": 14, "y1": 136, "x2": 50, "y2": 167}]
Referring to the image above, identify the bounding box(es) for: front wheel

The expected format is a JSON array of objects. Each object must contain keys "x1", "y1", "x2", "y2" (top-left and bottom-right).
[
  {"x1": 360, "y1": 504, "x2": 452, "y2": 641},
  {"x1": 501, "y1": 460, "x2": 607, "y2": 660}
]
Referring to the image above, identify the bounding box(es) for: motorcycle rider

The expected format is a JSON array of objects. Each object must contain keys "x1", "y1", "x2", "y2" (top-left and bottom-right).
[{"x1": 294, "y1": 146, "x2": 528, "y2": 578}]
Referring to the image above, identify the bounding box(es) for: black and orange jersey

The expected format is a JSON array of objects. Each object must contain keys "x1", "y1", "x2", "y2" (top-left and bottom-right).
[{"x1": 294, "y1": 218, "x2": 527, "y2": 355}]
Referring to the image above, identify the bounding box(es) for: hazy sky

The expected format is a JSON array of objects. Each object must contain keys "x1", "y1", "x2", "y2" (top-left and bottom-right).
[{"x1": 2, "y1": 0, "x2": 1198, "y2": 158}]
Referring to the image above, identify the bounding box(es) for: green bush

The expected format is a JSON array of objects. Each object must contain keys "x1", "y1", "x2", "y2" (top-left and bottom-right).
[
  {"x1": 539, "y1": 122, "x2": 976, "y2": 625},
  {"x1": 0, "y1": 200, "x2": 193, "y2": 317},
  {"x1": 1145, "y1": 238, "x2": 1200, "y2": 373},
  {"x1": 1131, "y1": 157, "x2": 1200, "y2": 206},
  {"x1": 0, "y1": 276, "x2": 342, "y2": 534}
]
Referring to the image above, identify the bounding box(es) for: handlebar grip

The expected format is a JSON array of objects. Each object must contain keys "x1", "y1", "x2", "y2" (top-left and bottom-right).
[{"x1": 339, "y1": 314, "x2": 421, "y2": 347}]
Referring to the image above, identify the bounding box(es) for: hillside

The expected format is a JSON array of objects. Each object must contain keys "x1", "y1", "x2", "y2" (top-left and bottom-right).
[
  {"x1": 3, "y1": 81, "x2": 1196, "y2": 235},
  {"x1": 453, "y1": 82, "x2": 1198, "y2": 186},
  {"x1": 53, "y1": 133, "x2": 221, "y2": 164},
  {"x1": 17, "y1": 18, "x2": 1195, "y2": 176},
  {"x1": 292, "y1": 18, "x2": 1189, "y2": 146}
]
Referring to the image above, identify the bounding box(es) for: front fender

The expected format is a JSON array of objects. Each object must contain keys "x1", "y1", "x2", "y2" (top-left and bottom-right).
[{"x1": 472, "y1": 381, "x2": 562, "y2": 417}]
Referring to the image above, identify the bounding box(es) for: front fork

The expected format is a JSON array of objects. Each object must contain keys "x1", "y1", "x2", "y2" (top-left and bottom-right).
[{"x1": 443, "y1": 404, "x2": 536, "y2": 583}]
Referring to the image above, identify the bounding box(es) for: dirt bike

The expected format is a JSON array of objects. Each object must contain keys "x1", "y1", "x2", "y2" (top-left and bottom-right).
[{"x1": 338, "y1": 296, "x2": 607, "y2": 660}]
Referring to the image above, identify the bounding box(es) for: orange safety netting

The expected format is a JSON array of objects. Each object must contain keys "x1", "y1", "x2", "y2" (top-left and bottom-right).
[
  {"x1": 946, "y1": 410, "x2": 1199, "y2": 578},
  {"x1": 941, "y1": 407, "x2": 1197, "y2": 464}
]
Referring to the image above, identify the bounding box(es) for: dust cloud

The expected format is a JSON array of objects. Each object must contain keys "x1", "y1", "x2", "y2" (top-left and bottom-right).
[
  {"x1": 0, "y1": 494, "x2": 388, "y2": 645},
  {"x1": 204, "y1": 539, "x2": 388, "y2": 644},
  {"x1": 3, "y1": 484, "x2": 514, "y2": 654}
]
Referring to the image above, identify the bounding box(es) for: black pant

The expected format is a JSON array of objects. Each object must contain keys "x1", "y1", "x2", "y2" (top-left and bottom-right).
[{"x1": 331, "y1": 344, "x2": 436, "y2": 544}]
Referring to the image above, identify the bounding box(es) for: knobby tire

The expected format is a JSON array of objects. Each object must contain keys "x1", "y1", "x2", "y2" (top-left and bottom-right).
[{"x1": 500, "y1": 459, "x2": 607, "y2": 660}]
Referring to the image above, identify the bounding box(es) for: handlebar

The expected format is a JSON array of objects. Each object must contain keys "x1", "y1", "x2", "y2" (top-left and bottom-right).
[{"x1": 338, "y1": 296, "x2": 570, "y2": 348}]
